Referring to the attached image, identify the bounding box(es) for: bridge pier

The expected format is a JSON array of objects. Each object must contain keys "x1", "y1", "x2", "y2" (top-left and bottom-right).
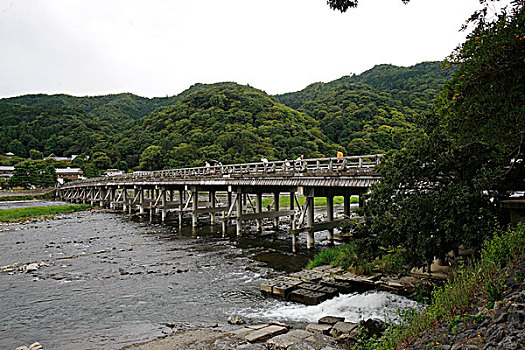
[
  {"x1": 290, "y1": 191, "x2": 297, "y2": 253},
  {"x1": 273, "y1": 192, "x2": 280, "y2": 228},
  {"x1": 210, "y1": 191, "x2": 216, "y2": 225},
  {"x1": 192, "y1": 187, "x2": 198, "y2": 228},
  {"x1": 161, "y1": 188, "x2": 167, "y2": 223},
  {"x1": 327, "y1": 195, "x2": 334, "y2": 245},
  {"x1": 256, "y1": 193, "x2": 263, "y2": 232},
  {"x1": 236, "y1": 191, "x2": 243, "y2": 236},
  {"x1": 58, "y1": 154, "x2": 381, "y2": 253},
  {"x1": 306, "y1": 196, "x2": 315, "y2": 249}
]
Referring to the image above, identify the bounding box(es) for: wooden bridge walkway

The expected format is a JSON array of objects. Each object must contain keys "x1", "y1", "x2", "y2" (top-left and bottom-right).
[{"x1": 57, "y1": 154, "x2": 382, "y2": 251}]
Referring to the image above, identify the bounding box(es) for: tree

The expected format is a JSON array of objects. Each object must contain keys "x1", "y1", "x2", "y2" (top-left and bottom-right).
[
  {"x1": 352, "y1": 1, "x2": 524, "y2": 269},
  {"x1": 7, "y1": 139, "x2": 27, "y2": 158},
  {"x1": 327, "y1": 0, "x2": 409, "y2": 12},
  {"x1": 8, "y1": 160, "x2": 57, "y2": 188},
  {"x1": 91, "y1": 151, "x2": 111, "y2": 171},
  {"x1": 139, "y1": 145, "x2": 165, "y2": 171},
  {"x1": 29, "y1": 149, "x2": 44, "y2": 160}
]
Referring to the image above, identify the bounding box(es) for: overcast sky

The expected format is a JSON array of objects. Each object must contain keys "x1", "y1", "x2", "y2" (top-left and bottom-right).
[{"x1": 0, "y1": 0, "x2": 502, "y2": 98}]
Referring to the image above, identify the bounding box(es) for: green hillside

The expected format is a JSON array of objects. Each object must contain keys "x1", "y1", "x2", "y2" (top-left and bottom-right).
[
  {"x1": 126, "y1": 82, "x2": 338, "y2": 168},
  {"x1": 0, "y1": 61, "x2": 453, "y2": 170},
  {"x1": 276, "y1": 61, "x2": 453, "y2": 155}
]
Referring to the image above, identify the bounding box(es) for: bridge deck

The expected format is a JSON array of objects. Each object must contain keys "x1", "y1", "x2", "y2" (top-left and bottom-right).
[{"x1": 58, "y1": 155, "x2": 382, "y2": 251}]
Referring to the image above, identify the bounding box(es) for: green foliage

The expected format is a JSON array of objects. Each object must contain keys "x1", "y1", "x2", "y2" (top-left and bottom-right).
[
  {"x1": 306, "y1": 242, "x2": 361, "y2": 270},
  {"x1": 372, "y1": 246, "x2": 411, "y2": 275},
  {"x1": 91, "y1": 151, "x2": 111, "y2": 170},
  {"x1": 366, "y1": 223, "x2": 525, "y2": 350},
  {"x1": 8, "y1": 160, "x2": 57, "y2": 188},
  {"x1": 136, "y1": 83, "x2": 338, "y2": 167},
  {"x1": 1, "y1": 64, "x2": 446, "y2": 170},
  {"x1": 276, "y1": 62, "x2": 451, "y2": 157},
  {"x1": 139, "y1": 145, "x2": 165, "y2": 171},
  {"x1": 327, "y1": 0, "x2": 409, "y2": 13},
  {"x1": 0, "y1": 204, "x2": 91, "y2": 222},
  {"x1": 29, "y1": 149, "x2": 43, "y2": 160},
  {"x1": 348, "y1": 2, "x2": 524, "y2": 270}
]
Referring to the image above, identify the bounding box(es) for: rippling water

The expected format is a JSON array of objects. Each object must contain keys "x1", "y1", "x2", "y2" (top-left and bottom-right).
[{"x1": 0, "y1": 208, "x2": 418, "y2": 349}]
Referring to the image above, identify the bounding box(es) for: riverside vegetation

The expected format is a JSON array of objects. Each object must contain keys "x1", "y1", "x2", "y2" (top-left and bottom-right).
[
  {"x1": 306, "y1": 1, "x2": 524, "y2": 348},
  {"x1": 0, "y1": 204, "x2": 91, "y2": 223},
  {"x1": 0, "y1": 0, "x2": 523, "y2": 349}
]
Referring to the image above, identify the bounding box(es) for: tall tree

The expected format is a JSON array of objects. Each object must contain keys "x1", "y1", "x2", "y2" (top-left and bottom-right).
[
  {"x1": 354, "y1": 0, "x2": 524, "y2": 269},
  {"x1": 139, "y1": 145, "x2": 165, "y2": 171},
  {"x1": 327, "y1": 0, "x2": 409, "y2": 12}
]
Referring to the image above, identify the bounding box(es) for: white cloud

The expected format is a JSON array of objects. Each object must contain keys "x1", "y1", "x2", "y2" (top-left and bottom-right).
[{"x1": 0, "y1": 0, "x2": 506, "y2": 98}]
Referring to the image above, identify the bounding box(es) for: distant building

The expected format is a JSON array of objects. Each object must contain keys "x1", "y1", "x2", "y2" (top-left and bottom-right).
[
  {"x1": 0, "y1": 166, "x2": 15, "y2": 182},
  {"x1": 45, "y1": 153, "x2": 73, "y2": 162},
  {"x1": 4, "y1": 152, "x2": 15, "y2": 158},
  {"x1": 105, "y1": 169, "x2": 126, "y2": 176},
  {"x1": 56, "y1": 167, "x2": 84, "y2": 184}
]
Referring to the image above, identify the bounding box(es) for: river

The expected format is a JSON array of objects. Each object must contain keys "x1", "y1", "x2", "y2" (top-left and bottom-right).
[{"x1": 0, "y1": 204, "x2": 418, "y2": 349}]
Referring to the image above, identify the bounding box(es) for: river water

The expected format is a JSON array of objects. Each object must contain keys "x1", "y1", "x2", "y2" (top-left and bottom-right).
[{"x1": 0, "y1": 204, "x2": 418, "y2": 349}]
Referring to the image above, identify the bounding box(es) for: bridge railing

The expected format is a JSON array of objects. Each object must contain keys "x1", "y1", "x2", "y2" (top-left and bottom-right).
[{"x1": 64, "y1": 154, "x2": 383, "y2": 185}]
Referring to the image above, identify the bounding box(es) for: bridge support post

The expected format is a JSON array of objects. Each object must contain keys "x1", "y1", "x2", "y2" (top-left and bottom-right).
[
  {"x1": 359, "y1": 194, "x2": 365, "y2": 209},
  {"x1": 90, "y1": 188, "x2": 95, "y2": 206},
  {"x1": 138, "y1": 188, "x2": 144, "y2": 214},
  {"x1": 327, "y1": 195, "x2": 334, "y2": 245},
  {"x1": 122, "y1": 189, "x2": 128, "y2": 213},
  {"x1": 236, "y1": 190, "x2": 243, "y2": 236},
  {"x1": 192, "y1": 187, "x2": 198, "y2": 228},
  {"x1": 273, "y1": 192, "x2": 280, "y2": 229},
  {"x1": 99, "y1": 188, "x2": 106, "y2": 208},
  {"x1": 290, "y1": 191, "x2": 297, "y2": 253},
  {"x1": 306, "y1": 196, "x2": 315, "y2": 249},
  {"x1": 178, "y1": 190, "x2": 184, "y2": 227},
  {"x1": 226, "y1": 191, "x2": 233, "y2": 225},
  {"x1": 161, "y1": 188, "x2": 167, "y2": 223},
  {"x1": 256, "y1": 193, "x2": 263, "y2": 232},
  {"x1": 344, "y1": 195, "x2": 351, "y2": 217},
  {"x1": 210, "y1": 191, "x2": 216, "y2": 225}
]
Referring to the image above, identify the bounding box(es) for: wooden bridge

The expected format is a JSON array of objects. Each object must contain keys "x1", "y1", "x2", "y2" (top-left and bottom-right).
[{"x1": 57, "y1": 154, "x2": 382, "y2": 251}]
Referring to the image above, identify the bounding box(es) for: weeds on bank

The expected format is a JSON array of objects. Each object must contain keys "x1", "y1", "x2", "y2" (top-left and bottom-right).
[
  {"x1": 0, "y1": 204, "x2": 92, "y2": 222},
  {"x1": 259, "y1": 195, "x2": 358, "y2": 208},
  {"x1": 366, "y1": 223, "x2": 525, "y2": 349}
]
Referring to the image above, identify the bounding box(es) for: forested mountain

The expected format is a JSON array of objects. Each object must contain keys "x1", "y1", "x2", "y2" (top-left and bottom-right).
[
  {"x1": 126, "y1": 82, "x2": 338, "y2": 168},
  {"x1": 275, "y1": 61, "x2": 453, "y2": 155},
  {"x1": 0, "y1": 61, "x2": 453, "y2": 170}
]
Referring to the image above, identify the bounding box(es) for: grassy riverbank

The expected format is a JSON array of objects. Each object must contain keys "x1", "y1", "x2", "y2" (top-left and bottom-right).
[
  {"x1": 0, "y1": 204, "x2": 91, "y2": 223},
  {"x1": 353, "y1": 224, "x2": 525, "y2": 349},
  {"x1": 260, "y1": 195, "x2": 359, "y2": 208},
  {"x1": 0, "y1": 188, "x2": 55, "y2": 202}
]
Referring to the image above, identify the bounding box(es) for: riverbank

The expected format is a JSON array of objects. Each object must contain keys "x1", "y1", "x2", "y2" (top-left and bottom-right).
[
  {"x1": 0, "y1": 188, "x2": 55, "y2": 202},
  {"x1": 0, "y1": 204, "x2": 91, "y2": 223}
]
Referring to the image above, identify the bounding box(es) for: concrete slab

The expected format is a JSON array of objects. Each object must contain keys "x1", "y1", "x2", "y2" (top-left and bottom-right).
[
  {"x1": 330, "y1": 321, "x2": 358, "y2": 337},
  {"x1": 245, "y1": 325, "x2": 288, "y2": 343},
  {"x1": 318, "y1": 316, "x2": 345, "y2": 325},
  {"x1": 289, "y1": 288, "x2": 328, "y2": 305},
  {"x1": 305, "y1": 323, "x2": 332, "y2": 335},
  {"x1": 266, "y1": 329, "x2": 311, "y2": 350}
]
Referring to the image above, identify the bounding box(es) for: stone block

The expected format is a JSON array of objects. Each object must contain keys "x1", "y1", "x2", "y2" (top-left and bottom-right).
[
  {"x1": 260, "y1": 280, "x2": 278, "y2": 294},
  {"x1": 289, "y1": 288, "x2": 328, "y2": 305},
  {"x1": 247, "y1": 323, "x2": 270, "y2": 330},
  {"x1": 289, "y1": 270, "x2": 324, "y2": 283},
  {"x1": 306, "y1": 323, "x2": 332, "y2": 335},
  {"x1": 245, "y1": 325, "x2": 288, "y2": 343},
  {"x1": 273, "y1": 283, "x2": 296, "y2": 299},
  {"x1": 266, "y1": 329, "x2": 311, "y2": 350},
  {"x1": 226, "y1": 327, "x2": 254, "y2": 339},
  {"x1": 321, "y1": 278, "x2": 354, "y2": 294},
  {"x1": 330, "y1": 321, "x2": 358, "y2": 337},
  {"x1": 318, "y1": 316, "x2": 345, "y2": 325}
]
